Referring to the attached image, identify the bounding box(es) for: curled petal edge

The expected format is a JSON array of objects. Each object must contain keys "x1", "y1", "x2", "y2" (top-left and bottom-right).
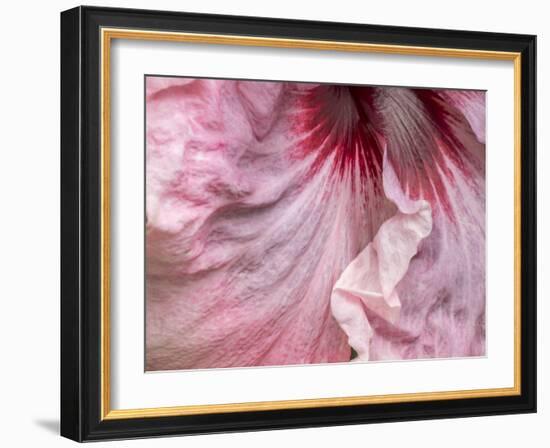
[{"x1": 330, "y1": 154, "x2": 433, "y2": 361}]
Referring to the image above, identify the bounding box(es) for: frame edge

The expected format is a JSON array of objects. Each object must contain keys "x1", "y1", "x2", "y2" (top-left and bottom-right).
[
  {"x1": 62, "y1": 5, "x2": 538, "y2": 441},
  {"x1": 60, "y1": 5, "x2": 84, "y2": 443},
  {"x1": 519, "y1": 33, "x2": 537, "y2": 414}
]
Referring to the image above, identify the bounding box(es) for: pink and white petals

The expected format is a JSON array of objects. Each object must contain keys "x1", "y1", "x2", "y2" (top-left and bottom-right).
[
  {"x1": 366, "y1": 89, "x2": 486, "y2": 360},
  {"x1": 146, "y1": 78, "x2": 354, "y2": 370},
  {"x1": 442, "y1": 90, "x2": 486, "y2": 144},
  {"x1": 145, "y1": 77, "x2": 486, "y2": 370},
  {"x1": 331, "y1": 156, "x2": 433, "y2": 361}
]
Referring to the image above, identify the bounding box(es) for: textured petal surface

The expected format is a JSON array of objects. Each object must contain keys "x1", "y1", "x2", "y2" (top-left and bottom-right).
[
  {"x1": 331, "y1": 156, "x2": 432, "y2": 361},
  {"x1": 147, "y1": 79, "x2": 357, "y2": 369},
  {"x1": 145, "y1": 78, "x2": 486, "y2": 370},
  {"x1": 442, "y1": 90, "x2": 486, "y2": 144},
  {"x1": 367, "y1": 88, "x2": 486, "y2": 360}
]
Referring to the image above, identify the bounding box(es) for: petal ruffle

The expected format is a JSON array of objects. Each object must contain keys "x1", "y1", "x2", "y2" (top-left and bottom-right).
[
  {"x1": 330, "y1": 155, "x2": 432, "y2": 361},
  {"x1": 357, "y1": 88, "x2": 486, "y2": 360},
  {"x1": 145, "y1": 78, "x2": 486, "y2": 370},
  {"x1": 146, "y1": 79, "x2": 365, "y2": 370}
]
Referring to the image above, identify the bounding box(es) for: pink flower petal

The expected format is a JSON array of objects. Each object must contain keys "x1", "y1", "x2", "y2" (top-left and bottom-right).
[
  {"x1": 358, "y1": 88, "x2": 486, "y2": 360},
  {"x1": 145, "y1": 77, "x2": 199, "y2": 99},
  {"x1": 146, "y1": 79, "x2": 358, "y2": 369},
  {"x1": 442, "y1": 90, "x2": 486, "y2": 143},
  {"x1": 331, "y1": 154, "x2": 433, "y2": 361},
  {"x1": 145, "y1": 78, "x2": 486, "y2": 370}
]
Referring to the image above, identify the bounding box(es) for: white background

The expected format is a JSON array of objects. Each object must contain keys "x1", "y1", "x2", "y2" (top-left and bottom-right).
[
  {"x1": 0, "y1": 0, "x2": 546, "y2": 447},
  {"x1": 112, "y1": 40, "x2": 515, "y2": 409}
]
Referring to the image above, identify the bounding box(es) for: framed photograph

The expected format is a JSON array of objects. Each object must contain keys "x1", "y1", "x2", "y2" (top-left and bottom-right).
[{"x1": 60, "y1": 6, "x2": 536, "y2": 442}]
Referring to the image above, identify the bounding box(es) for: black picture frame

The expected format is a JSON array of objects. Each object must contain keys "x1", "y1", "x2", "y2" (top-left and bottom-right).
[{"x1": 61, "y1": 5, "x2": 536, "y2": 442}]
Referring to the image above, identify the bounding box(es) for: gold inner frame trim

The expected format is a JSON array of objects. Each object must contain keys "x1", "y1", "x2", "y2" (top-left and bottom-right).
[{"x1": 100, "y1": 27, "x2": 522, "y2": 421}]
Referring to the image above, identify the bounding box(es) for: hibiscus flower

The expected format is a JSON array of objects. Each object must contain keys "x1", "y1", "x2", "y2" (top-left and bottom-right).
[{"x1": 145, "y1": 77, "x2": 485, "y2": 370}]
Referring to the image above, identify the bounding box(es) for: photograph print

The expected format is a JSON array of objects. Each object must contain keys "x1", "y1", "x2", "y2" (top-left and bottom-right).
[{"x1": 144, "y1": 76, "x2": 486, "y2": 372}]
